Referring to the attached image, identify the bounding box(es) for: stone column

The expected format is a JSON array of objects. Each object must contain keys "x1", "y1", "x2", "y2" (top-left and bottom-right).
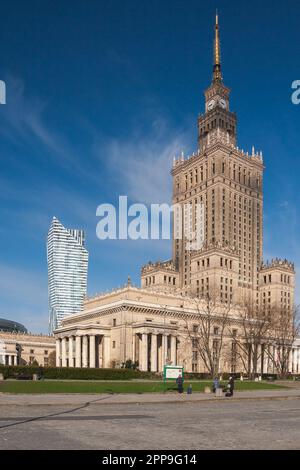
[
  {"x1": 140, "y1": 333, "x2": 148, "y2": 371},
  {"x1": 290, "y1": 349, "x2": 294, "y2": 374},
  {"x1": 263, "y1": 345, "x2": 269, "y2": 374},
  {"x1": 75, "y1": 336, "x2": 81, "y2": 368},
  {"x1": 82, "y1": 335, "x2": 88, "y2": 368},
  {"x1": 257, "y1": 344, "x2": 261, "y2": 374},
  {"x1": 151, "y1": 333, "x2": 158, "y2": 372},
  {"x1": 161, "y1": 334, "x2": 168, "y2": 370},
  {"x1": 103, "y1": 336, "x2": 111, "y2": 368},
  {"x1": 68, "y1": 336, "x2": 74, "y2": 368},
  {"x1": 89, "y1": 335, "x2": 96, "y2": 369},
  {"x1": 248, "y1": 344, "x2": 253, "y2": 375},
  {"x1": 8, "y1": 355, "x2": 12, "y2": 366},
  {"x1": 56, "y1": 339, "x2": 61, "y2": 367},
  {"x1": 294, "y1": 348, "x2": 298, "y2": 374},
  {"x1": 132, "y1": 334, "x2": 136, "y2": 364},
  {"x1": 272, "y1": 345, "x2": 275, "y2": 373},
  {"x1": 171, "y1": 336, "x2": 177, "y2": 365},
  {"x1": 61, "y1": 337, "x2": 67, "y2": 367},
  {"x1": 98, "y1": 337, "x2": 104, "y2": 368},
  {"x1": 297, "y1": 348, "x2": 300, "y2": 374}
]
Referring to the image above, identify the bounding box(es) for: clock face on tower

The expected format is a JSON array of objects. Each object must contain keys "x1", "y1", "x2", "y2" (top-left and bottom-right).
[
  {"x1": 219, "y1": 98, "x2": 227, "y2": 109},
  {"x1": 207, "y1": 99, "x2": 215, "y2": 111}
]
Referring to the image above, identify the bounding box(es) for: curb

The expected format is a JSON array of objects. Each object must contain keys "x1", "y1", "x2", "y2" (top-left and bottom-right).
[{"x1": 1, "y1": 394, "x2": 300, "y2": 407}]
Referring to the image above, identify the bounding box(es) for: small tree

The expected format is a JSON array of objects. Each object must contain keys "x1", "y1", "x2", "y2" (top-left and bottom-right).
[
  {"x1": 121, "y1": 359, "x2": 139, "y2": 370},
  {"x1": 265, "y1": 305, "x2": 299, "y2": 378},
  {"x1": 227, "y1": 298, "x2": 271, "y2": 378},
  {"x1": 184, "y1": 290, "x2": 232, "y2": 378},
  {"x1": 48, "y1": 350, "x2": 56, "y2": 367}
]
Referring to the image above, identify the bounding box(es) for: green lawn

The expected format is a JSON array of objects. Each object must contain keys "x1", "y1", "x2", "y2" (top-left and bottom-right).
[{"x1": 0, "y1": 380, "x2": 286, "y2": 394}]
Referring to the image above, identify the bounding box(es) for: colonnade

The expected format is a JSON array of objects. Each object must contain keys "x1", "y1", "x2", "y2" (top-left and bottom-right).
[
  {"x1": 133, "y1": 332, "x2": 177, "y2": 372},
  {"x1": 1, "y1": 354, "x2": 17, "y2": 366},
  {"x1": 248, "y1": 344, "x2": 300, "y2": 375},
  {"x1": 56, "y1": 334, "x2": 110, "y2": 368}
]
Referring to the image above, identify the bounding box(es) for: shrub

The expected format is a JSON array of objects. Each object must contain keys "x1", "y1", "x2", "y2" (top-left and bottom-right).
[
  {"x1": 184, "y1": 372, "x2": 242, "y2": 381},
  {"x1": 121, "y1": 359, "x2": 139, "y2": 370},
  {"x1": 0, "y1": 365, "x2": 158, "y2": 380}
]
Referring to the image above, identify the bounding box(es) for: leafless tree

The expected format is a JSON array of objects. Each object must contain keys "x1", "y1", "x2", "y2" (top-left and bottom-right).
[
  {"x1": 183, "y1": 289, "x2": 232, "y2": 378},
  {"x1": 227, "y1": 298, "x2": 272, "y2": 378},
  {"x1": 264, "y1": 305, "x2": 300, "y2": 378}
]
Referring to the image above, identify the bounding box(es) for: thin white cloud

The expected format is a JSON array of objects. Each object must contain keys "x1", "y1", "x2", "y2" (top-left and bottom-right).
[
  {"x1": 0, "y1": 75, "x2": 98, "y2": 181},
  {"x1": 98, "y1": 117, "x2": 192, "y2": 204}
]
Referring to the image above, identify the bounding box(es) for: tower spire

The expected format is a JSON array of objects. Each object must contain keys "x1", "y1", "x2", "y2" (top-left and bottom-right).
[{"x1": 213, "y1": 10, "x2": 222, "y2": 82}]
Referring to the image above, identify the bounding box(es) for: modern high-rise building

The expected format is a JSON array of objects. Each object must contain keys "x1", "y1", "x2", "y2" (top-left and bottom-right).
[{"x1": 47, "y1": 217, "x2": 89, "y2": 334}]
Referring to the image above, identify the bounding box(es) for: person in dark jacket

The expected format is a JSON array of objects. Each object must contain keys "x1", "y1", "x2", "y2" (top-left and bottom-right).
[
  {"x1": 176, "y1": 374, "x2": 184, "y2": 394},
  {"x1": 226, "y1": 376, "x2": 235, "y2": 397},
  {"x1": 37, "y1": 367, "x2": 44, "y2": 381}
]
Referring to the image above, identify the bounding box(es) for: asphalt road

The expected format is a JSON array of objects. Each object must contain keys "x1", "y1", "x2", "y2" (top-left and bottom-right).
[{"x1": 0, "y1": 398, "x2": 300, "y2": 450}]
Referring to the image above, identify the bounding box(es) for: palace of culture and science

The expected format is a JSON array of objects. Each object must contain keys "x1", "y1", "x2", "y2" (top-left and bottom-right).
[{"x1": 53, "y1": 15, "x2": 297, "y2": 374}]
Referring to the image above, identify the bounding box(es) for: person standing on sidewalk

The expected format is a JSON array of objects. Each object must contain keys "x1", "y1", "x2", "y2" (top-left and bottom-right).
[
  {"x1": 176, "y1": 374, "x2": 184, "y2": 394},
  {"x1": 212, "y1": 377, "x2": 220, "y2": 393},
  {"x1": 226, "y1": 376, "x2": 235, "y2": 397}
]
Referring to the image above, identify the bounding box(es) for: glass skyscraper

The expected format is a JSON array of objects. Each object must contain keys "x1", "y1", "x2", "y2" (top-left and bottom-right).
[{"x1": 47, "y1": 217, "x2": 89, "y2": 334}]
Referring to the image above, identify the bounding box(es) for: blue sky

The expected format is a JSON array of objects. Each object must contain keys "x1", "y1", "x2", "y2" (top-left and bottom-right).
[{"x1": 0, "y1": 0, "x2": 299, "y2": 333}]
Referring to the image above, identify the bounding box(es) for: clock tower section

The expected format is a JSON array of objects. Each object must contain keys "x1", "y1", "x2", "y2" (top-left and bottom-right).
[{"x1": 198, "y1": 13, "x2": 237, "y2": 150}]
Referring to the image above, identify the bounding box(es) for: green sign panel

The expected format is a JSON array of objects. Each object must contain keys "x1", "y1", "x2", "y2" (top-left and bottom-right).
[{"x1": 163, "y1": 365, "x2": 184, "y2": 382}]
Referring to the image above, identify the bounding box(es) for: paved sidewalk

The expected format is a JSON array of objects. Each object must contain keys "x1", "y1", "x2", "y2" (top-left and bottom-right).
[{"x1": 1, "y1": 388, "x2": 300, "y2": 406}]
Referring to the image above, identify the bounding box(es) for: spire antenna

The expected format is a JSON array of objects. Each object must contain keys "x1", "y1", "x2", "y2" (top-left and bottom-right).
[{"x1": 213, "y1": 10, "x2": 222, "y2": 82}]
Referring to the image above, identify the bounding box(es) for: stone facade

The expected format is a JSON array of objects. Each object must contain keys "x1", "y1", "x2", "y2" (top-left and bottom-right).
[
  {"x1": 0, "y1": 331, "x2": 55, "y2": 367},
  {"x1": 54, "y1": 285, "x2": 300, "y2": 374}
]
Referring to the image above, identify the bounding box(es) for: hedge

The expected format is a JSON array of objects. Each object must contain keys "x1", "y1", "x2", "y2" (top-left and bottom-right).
[
  {"x1": 184, "y1": 372, "x2": 242, "y2": 380},
  {"x1": 0, "y1": 365, "x2": 158, "y2": 381}
]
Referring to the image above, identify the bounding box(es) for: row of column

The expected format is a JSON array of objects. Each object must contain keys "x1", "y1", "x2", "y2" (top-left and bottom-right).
[
  {"x1": 288, "y1": 347, "x2": 300, "y2": 374},
  {"x1": 56, "y1": 335, "x2": 110, "y2": 368},
  {"x1": 1, "y1": 355, "x2": 17, "y2": 366},
  {"x1": 135, "y1": 333, "x2": 177, "y2": 372},
  {"x1": 248, "y1": 345, "x2": 300, "y2": 375}
]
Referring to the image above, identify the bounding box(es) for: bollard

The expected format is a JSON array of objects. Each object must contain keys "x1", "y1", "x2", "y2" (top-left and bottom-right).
[
  {"x1": 204, "y1": 386, "x2": 211, "y2": 394},
  {"x1": 0, "y1": 373, "x2": 4, "y2": 381}
]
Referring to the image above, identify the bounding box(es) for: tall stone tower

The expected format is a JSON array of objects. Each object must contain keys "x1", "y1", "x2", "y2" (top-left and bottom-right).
[
  {"x1": 141, "y1": 14, "x2": 295, "y2": 312},
  {"x1": 172, "y1": 13, "x2": 264, "y2": 303}
]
